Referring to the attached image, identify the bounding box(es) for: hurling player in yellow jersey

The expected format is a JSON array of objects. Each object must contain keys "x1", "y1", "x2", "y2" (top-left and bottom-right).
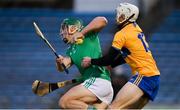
[{"x1": 80, "y1": 2, "x2": 160, "y2": 109}]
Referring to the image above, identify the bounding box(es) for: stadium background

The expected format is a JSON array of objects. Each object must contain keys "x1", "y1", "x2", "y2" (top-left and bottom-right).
[{"x1": 0, "y1": 0, "x2": 179, "y2": 108}]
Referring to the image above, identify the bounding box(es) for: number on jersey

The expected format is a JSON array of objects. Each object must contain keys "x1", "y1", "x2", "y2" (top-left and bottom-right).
[{"x1": 138, "y1": 33, "x2": 150, "y2": 52}]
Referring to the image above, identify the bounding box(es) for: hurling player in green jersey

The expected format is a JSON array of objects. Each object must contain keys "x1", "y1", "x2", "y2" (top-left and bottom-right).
[{"x1": 56, "y1": 17, "x2": 113, "y2": 109}]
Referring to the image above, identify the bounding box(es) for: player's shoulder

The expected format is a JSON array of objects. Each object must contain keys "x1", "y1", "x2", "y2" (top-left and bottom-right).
[
  {"x1": 128, "y1": 22, "x2": 142, "y2": 32},
  {"x1": 114, "y1": 29, "x2": 125, "y2": 38},
  {"x1": 85, "y1": 31, "x2": 98, "y2": 40},
  {"x1": 122, "y1": 23, "x2": 143, "y2": 36}
]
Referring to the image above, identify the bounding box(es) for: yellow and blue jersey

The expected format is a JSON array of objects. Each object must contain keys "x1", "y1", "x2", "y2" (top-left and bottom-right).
[{"x1": 112, "y1": 23, "x2": 160, "y2": 77}]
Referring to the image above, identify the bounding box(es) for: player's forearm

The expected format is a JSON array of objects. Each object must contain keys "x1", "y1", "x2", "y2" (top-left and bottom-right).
[
  {"x1": 91, "y1": 46, "x2": 126, "y2": 66},
  {"x1": 81, "y1": 16, "x2": 108, "y2": 35}
]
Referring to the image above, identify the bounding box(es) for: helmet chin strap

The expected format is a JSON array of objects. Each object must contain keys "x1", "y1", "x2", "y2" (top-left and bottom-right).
[{"x1": 118, "y1": 13, "x2": 135, "y2": 29}]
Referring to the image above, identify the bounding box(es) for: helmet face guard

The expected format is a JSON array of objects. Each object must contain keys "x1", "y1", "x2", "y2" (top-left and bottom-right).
[
  {"x1": 60, "y1": 18, "x2": 83, "y2": 44},
  {"x1": 60, "y1": 24, "x2": 69, "y2": 44}
]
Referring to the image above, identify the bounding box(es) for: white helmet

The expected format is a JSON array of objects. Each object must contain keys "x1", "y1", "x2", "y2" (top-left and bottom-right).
[{"x1": 116, "y1": 3, "x2": 139, "y2": 24}]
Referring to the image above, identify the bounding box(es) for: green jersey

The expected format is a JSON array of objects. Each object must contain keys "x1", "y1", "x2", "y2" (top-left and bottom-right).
[{"x1": 66, "y1": 32, "x2": 110, "y2": 81}]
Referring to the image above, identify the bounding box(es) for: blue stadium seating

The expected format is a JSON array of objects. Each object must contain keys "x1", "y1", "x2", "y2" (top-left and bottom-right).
[{"x1": 148, "y1": 10, "x2": 180, "y2": 106}]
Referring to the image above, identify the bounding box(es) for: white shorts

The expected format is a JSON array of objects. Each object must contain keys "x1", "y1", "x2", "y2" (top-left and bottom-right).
[{"x1": 81, "y1": 77, "x2": 114, "y2": 105}]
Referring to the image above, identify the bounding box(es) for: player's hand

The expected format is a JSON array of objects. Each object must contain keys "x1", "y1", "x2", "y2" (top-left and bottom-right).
[
  {"x1": 81, "y1": 57, "x2": 91, "y2": 68},
  {"x1": 71, "y1": 32, "x2": 84, "y2": 44},
  {"x1": 56, "y1": 55, "x2": 65, "y2": 71},
  {"x1": 56, "y1": 55, "x2": 64, "y2": 64}
]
